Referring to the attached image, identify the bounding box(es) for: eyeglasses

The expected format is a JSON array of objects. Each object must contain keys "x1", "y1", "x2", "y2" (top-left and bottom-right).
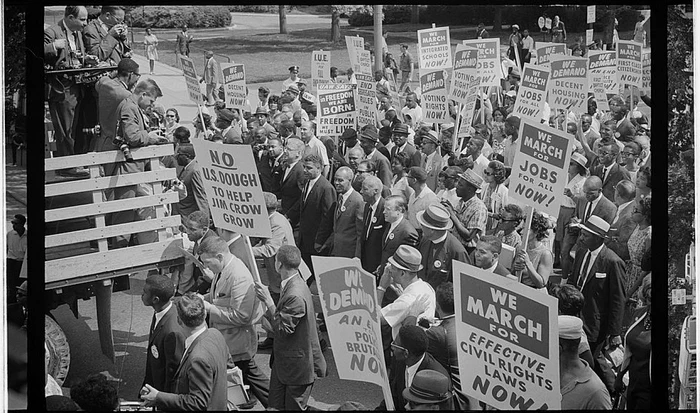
[
  {"x1": 483, "y1": 171, "x2": 493, "y2": 176},
  {"x1": 357, "y1": 170, "x2": 370, "y2": 174},
  {"x1": 166, "y1": 115, "x2": 176, "y2": 118},
  {"x1": 621, "y1": 151, "x2": 638, "y2": 157},
  {"x1": 391, "y1": 343, "x2": 408, "y2": 352}
]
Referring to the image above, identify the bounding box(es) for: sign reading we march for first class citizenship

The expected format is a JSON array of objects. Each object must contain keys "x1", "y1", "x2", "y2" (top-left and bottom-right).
[
  {"x1": 180, "y1": 55, "x2": 201, "y2": 104},
  {"x1": 616, "y1": 40, "x2": 643, "y2": 91},
  {"x1": 454, "y1": 261, "x2": 560, "y2": 410},
  {"x1": 191, "y1": 139, "x2": 272, "y2": 238},
  {"x1": 510, "y1": 120, "x2": 573, "y2": 218},
  {"x1": 220, "y1": 63, "x2": 246, "y2": 112}
]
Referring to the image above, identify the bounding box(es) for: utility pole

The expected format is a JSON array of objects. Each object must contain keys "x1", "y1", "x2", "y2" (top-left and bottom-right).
[{"x1": 374, "y1": 5, "x2": 383, "y2": 74}]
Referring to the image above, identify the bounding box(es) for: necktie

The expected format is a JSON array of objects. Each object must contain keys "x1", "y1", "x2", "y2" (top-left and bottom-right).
[
  {"x1": 365, "y1": 207, "x2": 374, "y2": 239},
  {"x1": 283, "y1": 166, "x2": 291, "y2": 182},
  {"x1": 602, "y1": 166, "x2": 609, "y2": 183},
  {"x1": 336, "y1": 194, "x2": 344, "y2": 219},
  {"x1": 577, "y1": 251, "x2": 592, "y2": 289},
  {"x1": 303, "y1": 181, "x2": 310, "y2": 202},
  {"x1": 149, "y1": 313, "x2": 156, "y2": 335},
  {"x1": 583, "y1": 202, "x2": 592, "y2": 222}
]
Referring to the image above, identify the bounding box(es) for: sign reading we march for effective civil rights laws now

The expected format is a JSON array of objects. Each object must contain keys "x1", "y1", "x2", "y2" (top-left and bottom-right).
[
  {"x1": 180, "y1": 55, "x2": 202, "y2": 104},
  {"x1": 509, "y1": 120, "x2": 573, "y2": 218},
  {"x1": 462, "y1": 39, "x2": 501, "y2": 87},
  {"x1": 220, "y1": 63, "x2": 247, "y2": 112},
  {"x1": 512, "y1": 63, "x2": 550, "y2": 123},
  {"x1": 548, "y1": 55, "x2": 588, "y2": 114},
  {"x1": 312, "y1": 256, "x2": 394, "y2": 410},
  {"x1": 191, "y1": 139, "x2": 272, "y2": 238},
  {"x1": 417, "y1": 26, "x2": 452, "y2": 70},
  {"x1": 454, "y1": 261, "x2": 560, "y2": 410},
  {"x1": 317, "y1": 83, "x2": 357, "y2": 137}
]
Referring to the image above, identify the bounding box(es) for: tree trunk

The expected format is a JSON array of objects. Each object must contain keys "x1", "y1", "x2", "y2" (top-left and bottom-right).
[
  {"x1": 411, "y1": 5, "x2": 419, "y2": 24},
  {"x1": 279, "y1": 5, "x2": 287, "y2": 34},
  {"x1": 331, "y1": 11, "x2": 341, "y2": 43},
  {"x1": 493, "y1": 7, "x2": 502, "y2": 32}
]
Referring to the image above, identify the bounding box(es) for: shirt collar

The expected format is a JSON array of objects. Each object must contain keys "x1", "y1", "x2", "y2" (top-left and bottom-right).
[
  {"x1": 154, "y1": 301, "x2": 172, "y2": 328},
  {"x1": 405, "y1": 353, "x2": 426, "y2": 387},
  {"x1": 432, "y1": 231, "x2": 448, "y2": 244},
  {"x1": 618, "y1": 199, "x2": 634, "y2": 213},
  {"x1": 486, "y1": 260, "x2": 499, "y2": 273},
  {"x1": 62, "y1": 20, "x2": 76, "y2": 38},
  {"x1": 280, "y1": 272, "x2": 299, "y2": 291},
  {"x1": 184, "y1": 324, "x2": 207, "y2": 351},
  {"x1": 388, "y1": 215, "x2": 404, "y2": 232}
]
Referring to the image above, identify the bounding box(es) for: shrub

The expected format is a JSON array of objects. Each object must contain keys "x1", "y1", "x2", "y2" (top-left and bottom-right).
[
  {"x1": 383, "y1": 5, "x2": 411, "y2": 25},
  {"x1": 227, "y1": 5, "x2": 278, "y2": 13},
  {"x1": 127, "y1": 6, "x2": 231, "y2": 29},
  {"x1": 348, "y1": 10, "x2": 374, "y2": 27}
]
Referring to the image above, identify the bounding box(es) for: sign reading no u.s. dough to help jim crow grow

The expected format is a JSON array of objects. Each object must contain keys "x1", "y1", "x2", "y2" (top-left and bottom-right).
[
  {"x1": 317, "y1": 83, "x2": 357, "y2": 137},
  {"x1": 453, "y1": 260, "x2": 561, "y2": 410},
  {"x1": 509, "y1": 120, "x2": 573, "y2": 218},
  {"x1": 191, "y1": 139, "x2": 272, "y2": 238}
]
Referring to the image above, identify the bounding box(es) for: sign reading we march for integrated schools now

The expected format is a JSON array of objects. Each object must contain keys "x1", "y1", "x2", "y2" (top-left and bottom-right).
[
  {"x1": 548, "y1": 55, "x2": 588, "y2": 114},
  {"x1": 317, "y1": 83, "x2": 356, "y2": 137},
  {"x1": 180, "y1": 55, "x2": 202, "y2": 104},
  {"x1": 417, "y1": 26, "x2": 452, "y2": 70},
  {"x1": 454, "y1": 261, "x2": 560, "y2": 410},
  {"x1": 312, "y1": 256, "x2": 394, "y2": 410},
  {"x1": 510, "y1": 120, "x2": 573, "y2": 218},
  {"x1": 449, "y1": 44, "x2": 479, "y2": 105},
  {"x1": 462, "y1": 39, "x2": 501, "y2": 87},
  {"x1": 191, "y1": 139, "x2": 271, "y2": 238},
  {"x1": 512, "y1": 63, "x2": 549, "y2": 122},
  {"x1": 617, "y1": 40, "x2": 643, "y2": 91},
  {"x1": 220, "y1": 63, "x2": 247, "y2": 112}
]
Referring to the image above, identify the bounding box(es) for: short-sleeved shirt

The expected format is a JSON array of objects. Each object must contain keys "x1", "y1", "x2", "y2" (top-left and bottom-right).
[
  {"x1": 381, "y1": 278, "x2": 436, "y2": 339},
  {"x1": 453, "y1": 196, "x2": 488, "y2": 248},
  {"x1": 7, "y1": 230, "x2": 27, "y2": 261},
  {"x1": 399, "y1": 51, "x2": 413, "y2": 72},
  {"x1": 304, "y1": 135, "x2": 330, "y2": 167},
  {"x1": 561, "y1": 360, "x2": 612, "y2": 410},
  {"x1": 407, "y1": 186, "x2": 439, "y2": 230}
]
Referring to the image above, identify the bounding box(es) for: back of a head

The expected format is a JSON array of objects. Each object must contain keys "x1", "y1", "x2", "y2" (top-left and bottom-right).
[
  {"x1": 277, "y1": 244, "x2": 301, "y2": 270},
  {"x1": 133, "y1": 78, "x2": 163, "y2": 99},
  {"x1": 176, "y1": 292, "x2": 206, "y2": 329},
  {"x1": 145, "y1": 274, "x2": 175, "y2": 303},
  {"x1": 198, "y1": 235, "x2": 229, "y2": 256},
  {"x1": 173, "y1": 126, "x2": 191, "y2": 143},
  {"x1": 398, "y1": 324, "x2": 429, "y2": 357},
  {"x1": 552, "y1": 284, "x2": 585, "y2": 316},
  {"x1": 362, "y1": 175, "x2": 383, "y2": 192},
  {"x1": 71, "y1": 374, "x2": 119, "y2": 412},
  {"x1": 436, "y1": 282, "x2": 454, "y2": 315}
]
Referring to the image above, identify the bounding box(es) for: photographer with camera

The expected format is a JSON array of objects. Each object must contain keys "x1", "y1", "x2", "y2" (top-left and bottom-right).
[{"x1": 83, "y1": 6, "x2": 131, "y2": 64}]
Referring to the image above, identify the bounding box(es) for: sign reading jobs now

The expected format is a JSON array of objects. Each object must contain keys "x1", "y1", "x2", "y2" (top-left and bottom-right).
[
  {"x1": 417, "y1": 26, "x2": 452, "y2": 70},
  {"x1": 220, "y1": 63, "x2": 246, "y2": 112},
  {"x1": 512, "y1": 63, "x2": 550, "y2": 122},
  {"x1": 453, "y1": 261, "x2": 560, "y2": 410},
  {"x1": 510, "y1": 121, "x2": 573, "y2": 218},
  {"x1": 312, "y1": 256, "x2": 393, "y2": 410},
  {"x1": 463, "y1": 39, "x2": 501, "y2": 87},
  {"x1": 317, "y1": 83, "x2": 356, "y2": 137},
  {"x1": 191, "y1": 139, "x2": 272, "y2": 238},
  {"x1": 180, "y1": 55, "x2": 202, "y2": 104}
]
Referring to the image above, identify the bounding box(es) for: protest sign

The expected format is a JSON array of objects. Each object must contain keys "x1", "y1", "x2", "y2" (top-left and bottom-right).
[
  {"x1": 548, "y1": 55, "x2": 588, "y2": 114},
  {"x1": 313, "y1": 256, "x2": 393, "y2": 410},
  {"x1": 420, "y1": 69, "x2": 449, "y2": 123},
  {"x1": 317, "y1": 83, "x2": 357, "y2": 137},
  {"x1": 588, "y1": 50, "x2": 617, "y2": 111},
  {"x1": 358, "y1": 49, "x2": 373, "y2": 75},
  {"x1": 312, "y1": 50, "x2": 331, "y2": 91},
  {"x1": 587, "y1": 6, "x2": 596, "y2": 24},
  {"x1": 346, "y1": 36, "x2": 365, "y2": 75},
  {"x1": 586, "y1": 29, "x2": 594, "y2": 47},
  {"x1": 417, "y1": 26, "x2": 452, "y2": 70},
  {"x1": 449, "y1": 44, "x2": 479, "y2": 105},
  {"x1": 220, "y1": 63, "x2": 247, "y2": 111},
  {"x1": 533, "y1": 42, "x2": 567, "y2": 68},
  {"x1": 545, "y1": 17, "x2": 552, "y2": 30},
  {"x1": 191, "y1": 139, "x2": 272, "y2": 238},
  {"x1": 385, "y1": 71, "x2": 401, "y2": 104},
  {"x1": 462, "y1": 39, "x2": 501, "y2": 87},
  {"x1": 355, "y1": 73, "x2": 378, "y2": 129},
  {"x1": 512, "y1": 63, "x2": 550, "y2": 122},
  {"x1": 641, "y1": 50, "x2": 651, "y2": 96},
  {"x1": 458, "y1": 76, "x2": 481, "y2": 137},
  {"x1": 616, "y1": 40, "x2": 643, "y2": 91},
  {"x1": 453, "y1": 261, "x2": 560, "y2": 410},
  {"x1": 180, "y1": 55, "x2": 202, "y2": 104},
  {"x1": 509, "y1": 120, "x2": 572, "y2": 217}
]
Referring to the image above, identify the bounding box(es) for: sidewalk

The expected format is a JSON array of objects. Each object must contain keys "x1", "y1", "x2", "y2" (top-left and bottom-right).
[{"x1": 5, "y1": 143, "x2": 28, "y2": 231}]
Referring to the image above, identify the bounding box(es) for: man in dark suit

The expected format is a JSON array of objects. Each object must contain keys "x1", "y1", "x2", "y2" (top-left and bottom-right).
[
  {"x1": 277, "y1": 137, "x2": 305, "y2": 215},
  {"x1": 472, "y1": 235, "x2": 513, "y2": 278},
  {"x1": 380, "y1": 195, "x2": 419, "y2": 276},
  {"x1": 560, "y1": 176, "x2": 617, "y2": 280},
  {"x1": 359, "y1": 128, "x2": 393, "y2": 187},
  {"x1": 390, "y1": 124, "x2": 421, "y2": 167},
  {"x1": 175, "y1": 25, "x2": 193, "y2": 59},
  {"x1": 254, "y1": 245, "x2": 327, "y2": 410},
  {"x1": 591, "y1": 142, "x2": 631, "y2": 202},
  {"x1": 605, "y1": 180, "x2": 637, "y2": 260},
  {"x1": 416, "y1": 205, "x2": 470, "y2": 290},
  {"x1": 286, "y1": 154, "x2": 336, "y2": 280},
  {"x1": 93, "y1": 58, "x2": 140, "y2": 154},
  {"x1": 359, "y1": 176, "x2": 387, "y2": 274},
  {"x1": 140, "y1": 274, "x2": 185, "y2": 393},
  {"x1": 44, "y1": 6, "x2": 89, "y2": 168},
  {"x1": 82, "y1": 5, "x2": 129, "y2": 64},
  {"x1": 258, "y1": 136, "x2": 285, "y2": 193},
  {"x1": 176, "y1": 145, "x2": 210, "y2": 221},
  {"x1": 140, "y1": 293, "x2": 229, "y2": 410},
  {"x1": 338, "y1": 127, "x2": 361, "y2": 166},
  {"x1": 315, "y1": 167, "x2": 364, "y2": 258},
  {"x1": 182, "y1": 211, "x2": 217, "y2": 295},
  {"x1": 566, "y1": 216, "x2": 626, "y2": 385}
]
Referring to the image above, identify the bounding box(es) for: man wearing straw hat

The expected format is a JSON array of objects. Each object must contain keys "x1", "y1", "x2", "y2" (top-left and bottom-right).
[
  {"x1": 443, "y1": 169, "x2": 487, "y2": 255},
  {"x1": 403, "y1": 369, "x2": 454, "y2": 410},
  {"x1": 416, "y1": 205, "x2": 470, "y2": 290}
]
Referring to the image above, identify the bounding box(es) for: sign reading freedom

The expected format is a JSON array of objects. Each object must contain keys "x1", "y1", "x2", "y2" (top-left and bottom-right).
[
  {"x1": 179, "y1": 55, "x2": 202, "y2": 105},
  {"x1": 509, "y1": 120, "x2": 572, "y2": 217},
  {"x1": 220, "y1": 63, "x2": 246, "y2": 112},
  {"x1": 191, "y1": 139, "x2": 272, "y2": 238},
  {"x1": 317, "y1": 83, "x2": 356, "y2": 137},
  {"x1": 453, "y1": 261, "x2": 560, "y2": 410}
]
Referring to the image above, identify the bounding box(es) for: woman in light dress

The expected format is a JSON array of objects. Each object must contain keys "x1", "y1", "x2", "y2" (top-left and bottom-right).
[{"x1": 143, "y1": 28, "x2": 159, "y2": 75}]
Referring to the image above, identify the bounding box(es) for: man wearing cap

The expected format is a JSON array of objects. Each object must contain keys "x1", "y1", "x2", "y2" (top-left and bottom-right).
[
  {"x1": 253, "y1": 107, "x2": 277, "y2": 137},
  {"x1": 416, "y1": 205, "x2": 470, "y2": 290},
  {"x1": 359, "y1": 176, "x2": 387, "y2": 274},
  {"x1": 558, "y1": 315, "x2": 612, "y2": 409},
  {"x1": 592, "y1": 142, "x2": 630, "y2": 202},
  {"x1": 175, "y1": 144, "x2": 209, "y2": 221},
  {"x1": 405, "y1": 167, "x2": 439, "y2": 234},
  {"x1": 299, "y1": 121, "x2": 330, "y2": 178},
  {"x1": 94, "y1": 57, "x2": 140, "y2": 154},
  {"x1": 401, "y1": 92, "x2": 424, "y2": 130},
  {"x1": 419, "y1": 130, "x2": 445, "y2": 192},
  {"x1": 359, "y1": 128, "x2": 393, "y2": 187},
  {"x1": 200, "y1": 51, "x2": 219, "y2": 106},
  {"x1": 444, "y1": 169, "x2": 488, "y2": 255},
  {"x1": 567, "y1": 216, "x2": 626, "y2": 376},
  {"x1": 362, "y1": 124, "x2": 392, "y2": 159},
  {"x1": 283, "y1": 65, "x2": 302, "y2": 92},
  {"x1": 6, "y1": 214, "x2": 27, "y2": 304},
  {"x1": 338, "y1": 127, "x2": 361, "y2": 165},
  {"x1": 390, "y1": 124, "x2": 421, "y2": 168},
  {"x1": 315, "y1": 167, "x2": 364, "y2": 258},
  {"x1": 8, "y1": 280, "x2": 28, "y2": 329},
  {"x1": 213, "y1": 108, "x2": 243, "y2": 144},
  {"x1": 404, "y1": 369, "x2": 454, "y2": 410}
]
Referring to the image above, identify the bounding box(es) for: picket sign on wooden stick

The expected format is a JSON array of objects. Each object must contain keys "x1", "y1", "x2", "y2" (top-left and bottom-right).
[
  {"x1": 197, "y1": 104, "x2": 208, "y2": 138},
  {"x1": 516, "y1": 205, "x2": 535, "y2": 284},
  {"x1": 452, "y1": 103, "x2": 463, "y2": 154},
  {"x1": 480, "y1": 87, "x2": 485, "y2": 124}
]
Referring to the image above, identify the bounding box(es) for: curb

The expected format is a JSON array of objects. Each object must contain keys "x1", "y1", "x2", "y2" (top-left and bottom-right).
[{"x1": 6, "y1": 189, "x2": 27, "y2": 207}]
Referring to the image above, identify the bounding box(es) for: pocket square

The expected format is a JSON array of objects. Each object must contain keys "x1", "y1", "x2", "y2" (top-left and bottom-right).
[{"x1": 595, "y1": 272, "x2": 606, "y2": 279}]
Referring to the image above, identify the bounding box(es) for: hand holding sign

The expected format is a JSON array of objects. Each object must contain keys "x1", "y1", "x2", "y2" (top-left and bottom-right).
[{"x1": 254, "y1": 282, "x2": 274, "y2": 309}]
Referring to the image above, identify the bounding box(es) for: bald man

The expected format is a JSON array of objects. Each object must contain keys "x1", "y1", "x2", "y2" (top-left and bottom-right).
[{"x1": 316, "y1": 167, "x2": 365, "y2": 257}]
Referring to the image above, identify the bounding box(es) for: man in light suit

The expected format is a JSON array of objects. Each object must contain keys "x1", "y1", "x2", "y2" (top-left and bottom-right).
[
  {"x1": 44, "y1": 6, "x2": 89, "y2": 166},
  {"x1": 605, "y1": 180, "x2": 637, "y2": 261},
  {"x1": 560, "y1": 176, "x2": 616, "y2": 280},
  {"x1": 419, "y1": 130, "x2": 445, "y2": 192},
  {"x1": 93, "y1": 58, "x2": 140, "y2": 154},
  {"x1": 359, "y1": 176, "x2": 387, "y2": 274},
  {"x1": 359, "y1": 128, "x2": 393, "y2": 187},
  {"x1": 389, "y1": 124, "x2": 421, "y2": 168},
  {"x1": 141, "y1": 274, "x2": 185, "y2": 394},
  {"x1": 82, "y1": 5, "x2": 129, "y2": 64},
  {"x1": 198, "y1": 236, "x2": 270, "y2": 408},
  {"x1": 591, "y1": 142, "x2": 631, "y2": 202},
  {"x1": 315, "y1": 167, "x2": 364, "y2": 258},
  {"x1": 141, "y1": 293, "x2": 229, "y2": 411},
  {"x1": 566, "y1": 216, "x2": 626, "y2": 385},
  {"x1": 201, "y1": 51, "x2": 219, "y2": 106},
  {"x1": 254, "y1": 245, "x2": 327, "y2": 410},
  {"x1": 277, "y1": 137, "x2": 305, "y2": 216}
]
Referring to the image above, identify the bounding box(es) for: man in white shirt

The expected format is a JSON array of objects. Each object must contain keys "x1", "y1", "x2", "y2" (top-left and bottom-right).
[
  {"x1": 436, "y1": 167, "x2": 461, "y2": 209},
  {"x1": 300, "y1": 121, "x2": 330, "y2": 177},
  {"x1": 401, "y1": 92, "x2": 424, "y2": 130},
  {"x1": 283, "y1": 65, "x2": 302, "y2": 92},
  {"x1": 465, "y1": 136, "x2": 490, "y2": 178},
  {"x1": 406, "y1": 167, "x2": 439, "y2": 234},
  {"x1": 604, "y1": 180, "x2": 637, "y2": 261}
]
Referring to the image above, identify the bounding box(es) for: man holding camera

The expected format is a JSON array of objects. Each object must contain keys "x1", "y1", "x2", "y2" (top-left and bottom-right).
[{"x1": 83, "y1": 5, "x2": 130, "y2": 64}]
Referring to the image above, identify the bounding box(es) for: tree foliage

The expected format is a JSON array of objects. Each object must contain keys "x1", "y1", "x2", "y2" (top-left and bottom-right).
[
  {"x1": 668, "y1": 6, "x2": 694, "y2": 163},
  {"x1": 5, "y1": 6, "x2": 26, "y2": 97}
]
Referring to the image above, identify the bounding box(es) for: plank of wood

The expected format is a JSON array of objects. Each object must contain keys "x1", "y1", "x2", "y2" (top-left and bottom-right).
[
  {"x1": 45, "y1": 169, "x2": 176, "y2": 197},
  {"x1": 45, "y1": 146, "x2": 175, "y2": 171},
  {"x1": 45, "y1": 192, "x2": 179, "y2": 222}
]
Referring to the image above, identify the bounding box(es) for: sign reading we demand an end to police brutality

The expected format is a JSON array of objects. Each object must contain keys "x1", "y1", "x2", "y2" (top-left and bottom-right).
[
  {"x1": 453, "y1": 260, "x2": 560, "y2": 410},
  {"x1": 191, "y1": 139, "x2": 272, "y2": 238},
  {"x1": 547, "y1": 55, "x2": 588, "y2": 114},
  {"x1": 179, "y1": 55, "x2": 202, "y2": 104},
  {"x1": 220, "y1": 63, "x2": 247, "y2": 112},
  {"x1": 417, "y1": 26, "x2": 452, "y2": 70},
  {"x1": 510, "y1": 120, "x2": 573, "y2": 217},
  {"x1": 512, "y1": 63, "x2": 550, "y2": 122},
  {"x1": 312, "y1": 256, "x2": 394, "y2": 410},
  {"x1": 462, "y1": 39, "x2": 500, "y2": 87},
  {"x1": 317, "y1": 83, "x2": 356, "y2": 137}
]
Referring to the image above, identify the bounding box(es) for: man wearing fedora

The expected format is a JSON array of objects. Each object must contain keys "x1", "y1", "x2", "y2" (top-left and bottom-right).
[
  {"x1": 406, "y1": 167, "x2": 439, "y2": 234},
  {"x1": 214, "y1": 108, "x2": 243, "y2": 144},
  {"x1": 419, "y1": 130, "x2": 445, "y2": 193},
  {"x1": 416, "y1": 205, "x2": 470, "y2": 290},
  {"x1": 338, "y1": 127, "x2": 361, "y2": 165},
  {"x1": 258, "y1": 136, "x2": 285, "y2": 194},
  {"x1": 403, "y1": 369, "x2": 454, "y2": 410},
  {"x1": 443, "y1": 169, "x2": 488, "y2": 255},
  {"x1": 253, "y1": 106, "x2": 278, "y2": 138},
  {"x1": 566, "y1": 216, "x2": 626, "y2": 386},
  {"x1": 390, "y1": 124, "x2": 421, "y2": 168},
  {"x1": 359, "y1": 128, "x2": 393, "y2": 187}
]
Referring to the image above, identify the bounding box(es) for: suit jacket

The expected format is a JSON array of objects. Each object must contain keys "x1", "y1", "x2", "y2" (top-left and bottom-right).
[
  {"x1": 418, "y1": 232, "x2": 470, "y2": 290},
  {"x1": 83, "y1": 18, "x2": 126, "y2": 64},
  {"x1": 258, "y1": 152, "x2": 285, "y2": 194},
  {"x1": 44, "y1": 20, "x2": 85, "y2": 100},
  {"x1": 176, "y1": 31, "x2": 192, "y2": 55},
  {"x1": 592, "y1": 163, "x2": 631, "y2": 203},
  {"x1": 277, "y1": 161, "x2": 304, "y2": 215},
  {"x1": 390, "y1": 142, "x2": 422, "y2": 168},
  {"x1": 206, "y1": 255, "x2": 265, "y2": 362},
  {"x1": 605, "y1": 202, "x2": 636, "y2": 261},
  {"x1": 568, "y1": 246, "x2": 626, "y2": 343},
  {"x1": 203, "y1": 57, "x2": 218, "y2": 84},
  {"x1": 360, "y1": 198, "x2": 387, "y2": 274},
  {"x1": 94, "y1": 76, "x2": 131, "y2": 152},
  {"x1": 178, "y1": 160, "x2": 210, "y2": 220},
  {"x1": 420, "y1": 152, "x2": 445, "y2": 193},
  {"x1": 383, "y1": 353, "x2": 450, "y2": 411},
  {"x1": 573, "y1": 194, "x2": 617, "y2": 226},
  {"x1": 143, "y1": 304, "x2": 185, "y2": 392},
  {"x1": 425, "y1": 316, "x2": 470, "y2": 410},
  {"x1": 317, "y1": 189, "x2": 365, "y2": 258},
  {"x1": 380, "y1": 217, "x2": 419, "y2": 275},
  {"x1": 288, "y1": 176, "x2": 336, "y2": 254},
  {"x1": 156, "y1": 328, "x2": 229, "y2": 411},
  {"x1": 269, "y1": 274, "x2": 327, "y2": 385},
  {"x1": 367, "y1": 149, "x2": 393, "y2": 187}
]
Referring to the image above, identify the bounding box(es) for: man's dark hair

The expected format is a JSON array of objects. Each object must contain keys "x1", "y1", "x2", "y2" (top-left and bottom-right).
[
  {"x1": 70, "y1": 373, "x2": 119, "y2": 411},
  {"x1": 550, "y1": 284, "x2": 585, "y2": 316},
  {"x1": 398, "y1": 325, "x2": 428, "y2": 356},
  {"x1": 278, "y1": 120, "x2": 295, "y2": 136},
  {"x1": 479, "y1": 235, "x2": 502, "y2": 255},
  {"x1": 302, "y1": 153, "x2": 323, "y2": 169},
  {"x1": 101, "y1": 6, "x2": 124, "y2": 15},
  {"x1": 186, "y1": 210, "x2": 209, "y2": 230},
  {"x1": 145, "y1": 274, "x2": 175, "y2": 304},
  {"x1": 173, "y1": 126, "x2": 191, "y2": 143},
  {"x1": 436, "y1": 282, "x2": 454, "y2": 315},
  {"x1": 64, "y1": 6, "x2": 84, "y2": 18},
  {"x1": 176, "y1": 292, "x2": 206, "y2": 328},
  {"x1": 277, "y1": 245, "x2": 301, "y2": 269}
]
